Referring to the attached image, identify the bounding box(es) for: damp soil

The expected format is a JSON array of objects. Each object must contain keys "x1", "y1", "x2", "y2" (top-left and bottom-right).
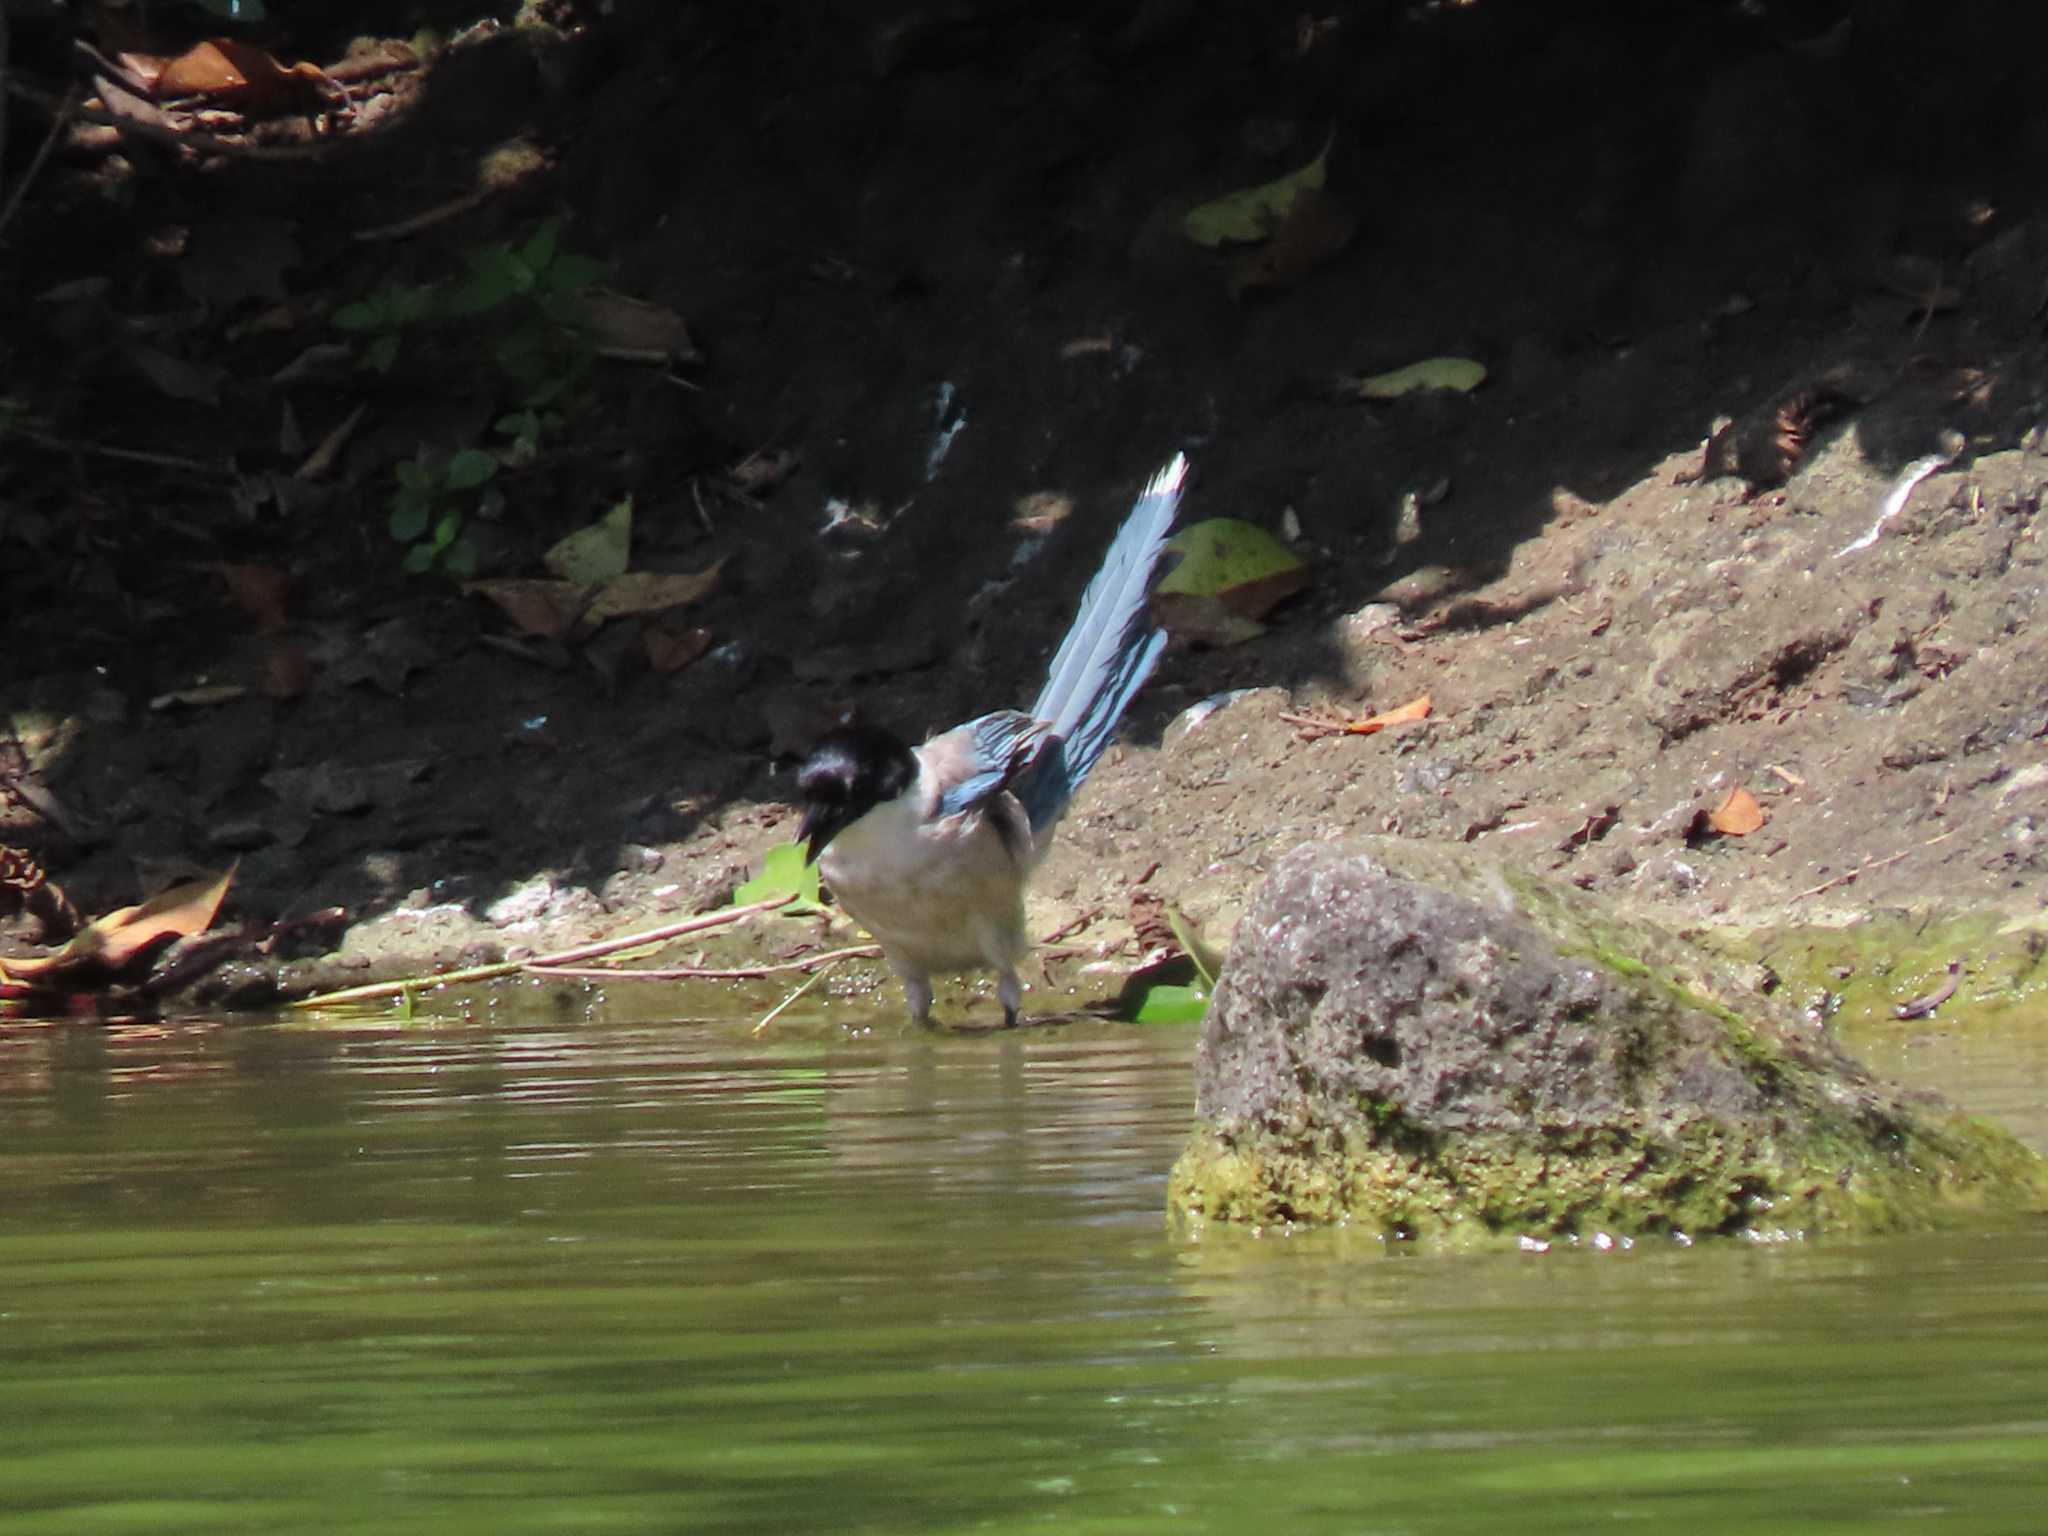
[{"x1": 4, "y1": 2, "x2": 2047, "y2": 1017}]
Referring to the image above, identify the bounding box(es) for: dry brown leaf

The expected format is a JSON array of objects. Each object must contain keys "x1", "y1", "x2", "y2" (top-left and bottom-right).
[
  {"x1": 567, "y1": 290, "x2": 699, "y2": 362},
  {"x1": 466, "y1": 579, "x2": 593, "y2": 641},
  {"x1": 644, "y1": 623, "x2": 714, "y2": 675},
  {"x1": 1706, "y1": 785, "x2": 1766, "y2": 837},
  {"x1": 584, "y1": 563, "x2": 723, "y2": 625},
  {"x1": 219, "y1": 562, "x2": 290, "y2": 633},
  {"x1": 263, "y1": 642, "x2": 313, "y2": 700},
  {"x1": 0, "y1": 865, "x2": 235, "y2": 982},
  {"x1": 155, "y1": 39, "x2": 334, "y2": 115},
  {"x1": 1228, "y1": 186, "x2": 1357, "y2": 298}
]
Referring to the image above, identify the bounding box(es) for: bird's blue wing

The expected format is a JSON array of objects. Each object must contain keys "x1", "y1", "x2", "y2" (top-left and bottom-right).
[{"x1": 929, "y1": 710, "x2": 1050, "y2": 820}]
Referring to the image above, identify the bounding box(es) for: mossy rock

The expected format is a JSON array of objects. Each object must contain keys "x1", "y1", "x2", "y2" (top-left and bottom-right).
[{"x1": 1169, "y1": 840, "x2": 2048, "y2": 1246}]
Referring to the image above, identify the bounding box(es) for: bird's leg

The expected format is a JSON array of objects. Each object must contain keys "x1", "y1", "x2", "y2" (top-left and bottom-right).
[
  {"x1": 900, "y1": 970, "x2": 935, "y2": 1028},
  {"x1": 997, "y1": 967, "x2": 1023, "y2": 1028}
]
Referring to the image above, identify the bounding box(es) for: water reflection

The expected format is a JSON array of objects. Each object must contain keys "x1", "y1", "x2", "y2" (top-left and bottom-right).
[{"x1": 0, "y1": 1006, "x2": 2044, "y2": 1535}]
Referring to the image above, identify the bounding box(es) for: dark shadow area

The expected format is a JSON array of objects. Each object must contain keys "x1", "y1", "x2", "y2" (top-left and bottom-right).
[{"x1": 4, "y1": 0, "x2": 2046, "y2": 989}]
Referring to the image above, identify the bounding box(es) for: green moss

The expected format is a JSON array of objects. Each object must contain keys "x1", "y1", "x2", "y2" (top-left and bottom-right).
[
  {"x1": 1170, "y1": 1099, "x2": 2048, "y2": 1246},
  {"x1": 1703, "y1": 910, "x2": 2048, "y2": 1032}
]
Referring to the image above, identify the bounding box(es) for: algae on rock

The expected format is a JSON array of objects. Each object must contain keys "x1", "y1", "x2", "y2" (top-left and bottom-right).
[{"x1": 1170, "y1": 840, "x2": 2048, "y2": 1246}]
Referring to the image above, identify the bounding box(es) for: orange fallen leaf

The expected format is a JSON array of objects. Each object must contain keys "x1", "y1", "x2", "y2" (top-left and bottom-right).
[
  {"x1": 155, "y1": 39, "x2": 334, "y2": 115},
  {"x1": 0, "y1": 865, "x2": 236, "y2": 982},
  {"x1": 1277, "y1": 694, "x2": 1434, "y2": 742},
  {"x1": 1706, "y1": 785, "x2": 1766, "y2": 837},
  {"x1": 1346, "y1": 694, "x2": 1432, "y2": 734}
]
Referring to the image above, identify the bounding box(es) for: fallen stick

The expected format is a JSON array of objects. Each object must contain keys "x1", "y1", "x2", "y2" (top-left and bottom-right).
[
  {"x1": 751, "y1": 959, "x2": 846, "y2": 1035},
  {"x1": 524, "y1": 942, "x2": 879, "y2": 983},
  {"x1": 1791, "y1": 829, "x2": 1954, "y2": 901},
  {"x1": 1894, "y1": 959, "x2": 1961, "y2": 1021},
  {"x1": 289, "y1": 893, "x2": 797, "y2": 1010},
  {"x1": 0, "y1": 83, "x2": 75, "y2": 245}
]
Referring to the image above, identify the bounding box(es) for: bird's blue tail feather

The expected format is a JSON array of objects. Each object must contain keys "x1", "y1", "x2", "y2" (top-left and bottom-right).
[{"x1": 1017, "y1": 453, "x2": 1186, "y2": 836}]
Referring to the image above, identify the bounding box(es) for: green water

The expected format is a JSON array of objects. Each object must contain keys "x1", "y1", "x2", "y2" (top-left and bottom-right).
[{"x1": 3, "y1": 1004, "x2": 2045, "y2": 1534}]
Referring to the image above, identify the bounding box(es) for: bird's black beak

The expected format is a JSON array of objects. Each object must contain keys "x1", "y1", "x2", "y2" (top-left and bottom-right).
[{"x1": 797, "y1": 802, "x2": 847, "y2": 866}]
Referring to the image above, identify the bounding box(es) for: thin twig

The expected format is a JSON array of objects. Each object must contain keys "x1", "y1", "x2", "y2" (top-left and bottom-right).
[
  {"x1": 524, "y1": 942, "x2": 879, "y2": 983},
  {"x1": 72, "y1": 38, "x2": 154, "y2": 98},
  {"x1": 286, "y1": 955, "x2": 529, "y2": 1010},
  {"x1": 289, "y1": 893, "x2": 797, "y2": 1009},
  {"x1": 751, "y1": 959, "x2": 845, "y2": 1035},
  {"x1": 0, "y1": 83, "x2": 75, "y2": 244},
  {"x1": 4, "y1": 75, "x2": 336, "y2": 162},
  {"x1": 1038, "y1": 907, "x2": 1102, "y2": 946},
  {"x1": 1791, "y1": 829, "x2": 1954, "y2": 901},
  {"x1": 354, "y1": 188, "x2": 493, "y2": 243},
  {"x1": 13, "y1": 427, "x2": 232, "y2": 476}
]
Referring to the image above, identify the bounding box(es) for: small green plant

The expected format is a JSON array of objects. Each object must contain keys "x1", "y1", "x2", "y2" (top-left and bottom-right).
[
  {"x1": 335, "y1": 219, "x2": 605, "y2": 396},
  {"x1": 336, "y1": 220, "x2": 607, "y2": 577},
  {"x1": 494, "y1": 406, "x2": 563, "y2": 469},
  {"x1": 331, "y1": 282, "x2": 435, "y2": 374},
  {"x1": 389, "y1": 448, "x2": 496, "y2": 576}
]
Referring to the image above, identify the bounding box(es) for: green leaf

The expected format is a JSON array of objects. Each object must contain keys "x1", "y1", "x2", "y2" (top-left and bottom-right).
[
  {"x1": 519, "y1": 219, "x2": 562, "y2": 274},
  {"x1": 389, "y1": 497, "x2": 430, "y2": 542},
  {"x1": 541, "y1": 252, "x2": 607, "y2": 296},
  {"x1": 1129, "y1": 981, "x2": 1209, "y2": 1025},
  {"x1": 735, "y1": 842, "x2": 825, "y2": 913},
  {"x1": 431, "y1": 509, "x2": 464, "y2": 549},
  {"x1": 394, "y1": 460, "x2": 431, "y2": 493},
  {"x1": 401, "y1": 543, "x2": 437, "y2": 574},
  {"x1": 333, "y1": 298, "x2": 384, "y2": 331},
  {"x1": 451, "y1": 247, "x2": 530, "y2": 314},
  {"x1": 444, "y1": 448, "x2": 499, "y2": 490},
  {"x1": 1157, "y1": 518, "x2": 1307, "y2": 597},
  {"x1": 363, "y1": 333, "x2": 402, "y2": 374},
  {"x1": 495, "y1": 411, "x2": 537, "y2": 438},
  {"x1": 1349, "y1": 357, "x2": 1488, "y2": 399},
  {"x1": 1182, "y1": 139, "x2": 1330, "y2": 248},
  {"x1": 444, "y1": 536, "x2": 480, "y2": 580},
  {"x1": 391, "y1": 284, "x2": 439, "y2": 326},
  {"x1": 1153, "y1": 517, "x2": 1311, "y2": 644},
  {"x1": 543, "y1": 496, "x2": 632, "y2": 584}
]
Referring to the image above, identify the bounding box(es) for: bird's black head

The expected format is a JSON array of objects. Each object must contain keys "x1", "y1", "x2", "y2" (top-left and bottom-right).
[{"x1": 795, "y1": 724, "x2": 917, "y2": 863}]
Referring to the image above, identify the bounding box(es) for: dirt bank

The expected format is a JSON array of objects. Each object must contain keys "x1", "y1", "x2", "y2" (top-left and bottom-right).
[{"x1": 4, "y1": 2, "x2": 2045, "y2": 1018}]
